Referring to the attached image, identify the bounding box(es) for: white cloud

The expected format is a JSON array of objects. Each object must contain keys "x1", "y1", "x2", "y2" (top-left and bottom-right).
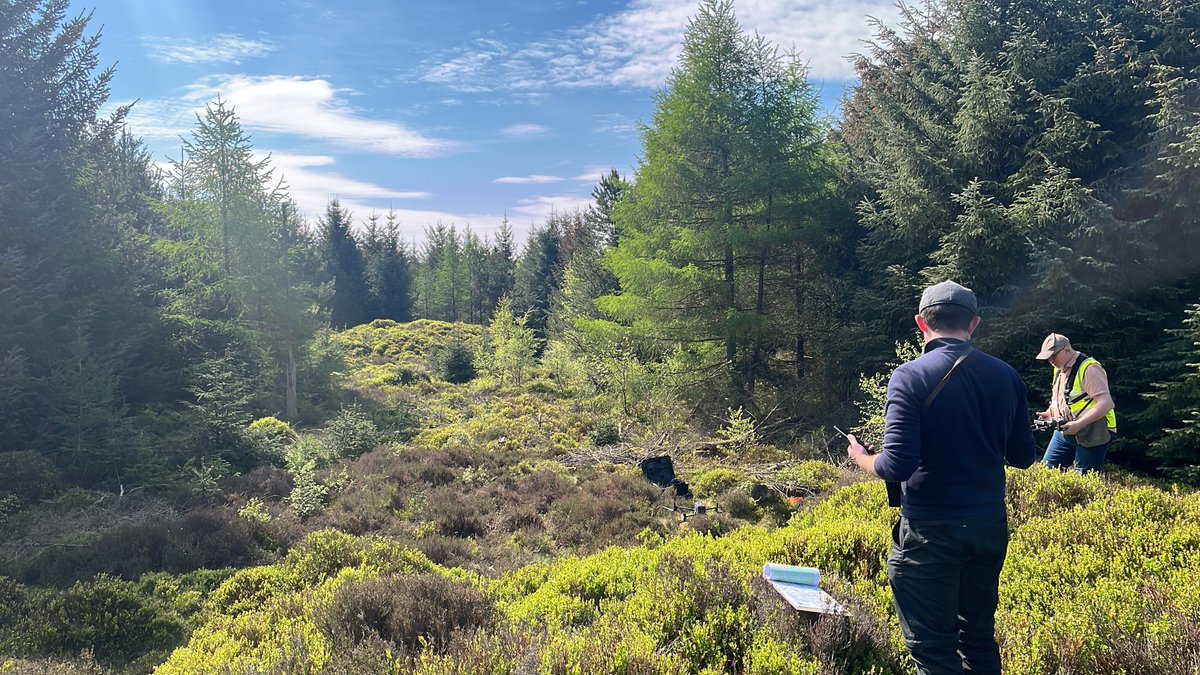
[
  {"x1": 501, "y1": 123, "x2": 550, "y2": 138},
  {"x1": 593, "y1": 112, "x2": 640, "y2": 137},
  {"x1": 422, "y1": 51, "x2": 498, "y2": 92},
  {"x1": 421, "y1": 1, "x2": 900, "y2": 94},
  {"x1": 262, "y1": 152, "x2": 429, "y2": 217},
  {"x1": 554, "y1": 0, "x2": 902, "y2": 86},
  {"x1": 182, "y1": 75, "x2": 458, "y2": 157},
  {"x1": 258, "y1": 152, "x2": 517, "y2": 239},
  {"x1": 508, "y1": 193, "x2": 595, "y2": 222},
  {"x1": 116, "y1": 97, "x2": 197, "y2": 141},
  {"x1": 494, "y1": 175, "x2": 565, "y2": 184},
  {"x1": 142, "y1": 33, "x2": 275, "y2": 65}
]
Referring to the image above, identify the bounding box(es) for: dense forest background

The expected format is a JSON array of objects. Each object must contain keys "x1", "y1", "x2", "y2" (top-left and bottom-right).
[
  {"x1": 3, "y1": 0, "x2": 1200, "y2": 673},
  {"x1": 4, "y1": 0, "x2": 1197, "y2": 491}
]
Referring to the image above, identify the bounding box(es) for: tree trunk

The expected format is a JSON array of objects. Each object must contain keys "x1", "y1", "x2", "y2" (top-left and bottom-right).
[{"x1": 285, "y1": 342, "x2": 298, "y2": 421}]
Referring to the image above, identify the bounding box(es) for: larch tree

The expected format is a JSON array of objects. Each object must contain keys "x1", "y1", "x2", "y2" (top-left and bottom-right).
[{"x1": 599, "y1": 0, "x2": 835, "y2": 407}]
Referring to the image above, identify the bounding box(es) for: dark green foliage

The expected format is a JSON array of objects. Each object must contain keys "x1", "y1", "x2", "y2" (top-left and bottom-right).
[
  {"x1": 361, "y1": 210, "x2": 415, "y2": 323},
  {"x1": 11, "y1": 574, "x2": 184, "y2": 663},
  {"x1": 0, "y1": 0, "x2": 168, "y2": 489},
  {"x1": 183, "y1": 352, "x2": 257, "y2": 468},
  {"x1": 438, "y1": 340, "x2": 477, "y2": 384},
  {"x1": 319, "y1": 573, "x2": 495, "y2": 652},
  {"x1": 323, "y1": 404, "x2": 380, "y2": 459},
  {"x1": 319, "y1": 198, "x2": 372, "y2": 328},
  {"x1": 599, "y1": 0, "x2": 843, "y2": 413},
  {"x1": 513, "y1": 215, "x2": 568, "y2": 339},
  {"x1": 0, "y1": 450, "x2": 63, "y2": 505},
  {"x1": 589, "y1": 420, "x2": 621, "y2": 447},
  {"x1": 840, "y1": 0, "x2": 1200, "y2": 463},
  {"x1": 1134, "y1": 302, "x2": 1200, "y2": 475},
  {"x1": 8, "y1": 509, "x2": 257, "y2": 586}
]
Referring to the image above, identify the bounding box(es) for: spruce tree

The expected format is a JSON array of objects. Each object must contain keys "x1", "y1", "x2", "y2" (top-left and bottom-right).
[
  {"x1": 318, "y1": 199, "x2": 371, "y2": 328},
  {"x1": 840, "y1": 0, "x2": 1200, "y2": 460}
]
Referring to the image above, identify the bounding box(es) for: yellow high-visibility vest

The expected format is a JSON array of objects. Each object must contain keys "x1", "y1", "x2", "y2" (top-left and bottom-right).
[{"x1": 1055, "y1": 357, "x2": 1117, "y2": 431}]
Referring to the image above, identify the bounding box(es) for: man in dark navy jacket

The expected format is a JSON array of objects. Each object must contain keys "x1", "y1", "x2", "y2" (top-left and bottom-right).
[{"x1": 847, "y1": 280, "x2": 1036, "y2": 675}]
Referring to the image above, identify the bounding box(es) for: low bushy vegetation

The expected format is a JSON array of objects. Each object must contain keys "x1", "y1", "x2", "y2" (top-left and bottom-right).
[
  {"x1": 116, "y1": 469, "x2": 1198, "y2": 674},
  {"x1": 6, "y1": 319, "x2": 1200, "y2": 675}
]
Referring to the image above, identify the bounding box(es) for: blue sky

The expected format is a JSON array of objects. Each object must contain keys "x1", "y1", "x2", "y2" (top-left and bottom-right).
[{"x1": 77, "y1": 0, "x2": 900, "y2": 244}]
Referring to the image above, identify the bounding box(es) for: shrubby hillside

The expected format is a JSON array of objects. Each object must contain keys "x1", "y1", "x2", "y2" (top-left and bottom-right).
[
  {"x1": 3, "y1": 319, "x2": 1200, "y2": 674},
  {"x1": 4, "y1": 0, "x2": 1200, "y2": 672}
]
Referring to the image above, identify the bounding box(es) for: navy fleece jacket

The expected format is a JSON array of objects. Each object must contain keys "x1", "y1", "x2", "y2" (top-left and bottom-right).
[{"x1": 873, "y1": 338, "x2": 1036, "y2": 520}]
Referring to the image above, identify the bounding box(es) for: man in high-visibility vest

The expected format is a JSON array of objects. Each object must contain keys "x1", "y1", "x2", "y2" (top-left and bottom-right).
[{"x1": 1034, "y1": 333, "x2": 1117, "y2": 473}]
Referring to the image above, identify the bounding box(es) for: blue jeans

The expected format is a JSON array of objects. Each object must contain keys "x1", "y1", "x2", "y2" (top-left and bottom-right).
[{"x1": 1042, "y1": 430, "x2": 1110, "y2": 474}]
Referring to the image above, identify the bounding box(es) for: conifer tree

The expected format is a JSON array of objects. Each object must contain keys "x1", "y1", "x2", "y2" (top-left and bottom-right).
[
  {"x1": 318, "y1": 199, "x2": 371, "y2": 328},
  {"x1": 599, "y1": 0, "x2": 833, "y2": 404},
  {"x1": 0, "y1": 0, "x2": 160, "y2": 473},
  {"x1": 840, "y1": 0, "x2": 1200, "y2": 457},
  {"x1": 361, "y1": 211, "x2": 414, "y2": 322},
  {"x1": 513, "y1": 216, "x2": 565, "y2": 339},
  {"x1": 556, "y1": 171, "x2": 629, "y2": 340}
]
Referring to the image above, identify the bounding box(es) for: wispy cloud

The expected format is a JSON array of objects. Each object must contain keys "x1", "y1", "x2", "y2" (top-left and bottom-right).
[
  {"x1": 501, "y1": 123, "x2": 550, "y2": 138},
  {"x1": 260, "y1": 153, "x2": 512, "y2": 239},
  {"x1": 183, "y1": 75, "x2": 459, "y2": 157},
  {"x1": 422, "y1": 50, "x2": 498, "y2": 92},
  {"x1": 494, "y1": 175, "x2": 565, "y2": 184},
  {"x1": 508, "y1": 193, "x2": 595, "y2": 222},
  {"x1": 263, "y1": 152, "x2": 429, "y2": 217},
  {"x1": 593, "y1": 113, "x2": 640, "y2": 137},
  {"x1": 142, "y1": 33, "x2": 275, "y2": 65},
  {"x1": 420, "y1": 1, "x2": 900, "y2": 94}
]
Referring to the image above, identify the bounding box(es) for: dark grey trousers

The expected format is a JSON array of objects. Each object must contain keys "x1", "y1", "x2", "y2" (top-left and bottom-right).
[{"x1": 887, "y1": 514, "x2": 1009, "y2": 675}]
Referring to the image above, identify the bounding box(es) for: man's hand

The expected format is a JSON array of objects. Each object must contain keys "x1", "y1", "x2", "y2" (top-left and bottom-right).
[
  {"x1": 847, "y1": 434, "x2": 880, "y2": 477},
  {"x1": 1059, "y1": 419, "x2": 1083, "y2": 435},
  {"x1": 1036, "y1": 409, "x2": 1054, "y2": 421}
]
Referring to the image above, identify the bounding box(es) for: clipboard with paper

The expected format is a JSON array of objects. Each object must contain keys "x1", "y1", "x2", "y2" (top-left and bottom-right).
[{"x1": 761, "y1": 563, "x2": 847, "y2": 615}]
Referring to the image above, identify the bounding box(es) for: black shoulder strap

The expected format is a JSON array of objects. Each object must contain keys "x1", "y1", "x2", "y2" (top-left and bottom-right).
[
  {"x1": 923, "y1": 345, "x2": 976, "y2": 412},
  {"x1": 1066, "y1": 353, "x2": 1091, "y2": 405}
]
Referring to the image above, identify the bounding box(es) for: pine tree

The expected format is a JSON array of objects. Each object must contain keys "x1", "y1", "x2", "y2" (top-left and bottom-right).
[
  {"x1": 0, "y1": 0, "x2": 160, "y2": 473},
  {"x1": 556, "y1": 171, "x2": 629, "y2": 341},
  {"x1": 1136, "y1": 303, "x2": 1200, "y2": 475}
]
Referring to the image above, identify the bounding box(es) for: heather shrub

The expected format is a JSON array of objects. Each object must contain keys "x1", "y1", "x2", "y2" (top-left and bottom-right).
[
  {"x1": 13, "y1": 509, "x2": 257, "y2": 586},
  {"x1": 406, "y1": 534, "x2": 478, "y2": 567},
  {"x1": 319, "y1": 573, "x2": 495, "y2": 652},
  {"x1": 425, "y1": 489, "x2": 492, "y2": 538},
  {"x1": 0, "y1": 654, "x2": 115, "y2": 675},
  {"x1": 719, "y1": 489, "x2": 760, "y2": 520}
]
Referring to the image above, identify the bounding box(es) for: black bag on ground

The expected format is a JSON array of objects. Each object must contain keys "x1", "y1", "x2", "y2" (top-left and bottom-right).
[{"x1": 640, "y1": 456, "x2": 692, "y2": 498}]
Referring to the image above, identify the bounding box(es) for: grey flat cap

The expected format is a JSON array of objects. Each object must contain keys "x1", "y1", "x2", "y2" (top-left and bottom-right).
[{"x1": 919, "y1": 280, "x2": 977, "y2": 313}]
